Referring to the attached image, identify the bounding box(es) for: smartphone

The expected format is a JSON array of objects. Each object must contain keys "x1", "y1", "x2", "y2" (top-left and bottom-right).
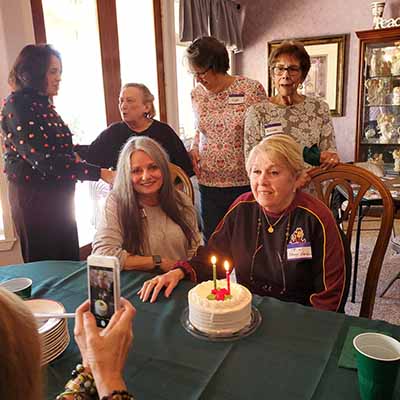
[{"x1": 87, "y1": 255, "x2": 121, "y2": 328}]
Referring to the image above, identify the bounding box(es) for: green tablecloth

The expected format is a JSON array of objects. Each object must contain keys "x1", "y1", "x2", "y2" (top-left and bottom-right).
[{"x1": 1, "y1": 261, "x2": 399, "y2": 400}]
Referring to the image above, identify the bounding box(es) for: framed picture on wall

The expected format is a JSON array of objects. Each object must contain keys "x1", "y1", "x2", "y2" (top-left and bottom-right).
[{"x1": 267, "y1": 34, "x2": 347, "y2": 117}]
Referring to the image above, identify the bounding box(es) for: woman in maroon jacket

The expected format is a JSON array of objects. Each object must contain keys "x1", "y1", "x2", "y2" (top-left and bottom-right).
[{"x1": 138, "y1": 134, "x2": 347, "y2": 312}]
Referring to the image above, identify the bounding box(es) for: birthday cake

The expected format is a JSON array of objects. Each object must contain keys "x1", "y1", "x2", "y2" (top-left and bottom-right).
[{"x1": 188, "y1": 279, "x2": 252, "y2": 335}]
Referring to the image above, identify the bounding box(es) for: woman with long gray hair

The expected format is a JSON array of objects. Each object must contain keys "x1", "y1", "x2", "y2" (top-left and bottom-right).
[{"x1": 92, "y1": 136, "x2": 201, "y2": 271}]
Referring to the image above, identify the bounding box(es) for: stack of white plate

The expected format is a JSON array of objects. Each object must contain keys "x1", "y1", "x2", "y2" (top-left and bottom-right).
[{"x1": 25, "y1": 299, "x2": 70, "y2": 366}]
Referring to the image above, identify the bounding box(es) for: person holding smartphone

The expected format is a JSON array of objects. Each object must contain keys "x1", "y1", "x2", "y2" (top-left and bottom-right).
[
  {"x1": 92, "y1": 136, "x2": 201, "y2": 271},
  {"x1": 0, "y1": 287, "x2": 136, "y2": 400}
]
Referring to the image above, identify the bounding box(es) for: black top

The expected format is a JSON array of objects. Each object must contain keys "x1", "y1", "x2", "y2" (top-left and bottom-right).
[
  {"x1": 75, "y1": 120, "x2": 194, "y2": 177},
  {"x1": 1, "y1": 88, "x2": 100, "y2": 184}
]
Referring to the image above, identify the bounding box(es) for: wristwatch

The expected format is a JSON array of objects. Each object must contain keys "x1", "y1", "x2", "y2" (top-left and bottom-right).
[{"x1": 152, "y1": 255, "x2": 162, "y2": 268}]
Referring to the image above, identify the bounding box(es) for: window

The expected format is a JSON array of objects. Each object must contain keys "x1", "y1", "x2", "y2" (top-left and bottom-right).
[
  {"x1": 32, "y1": 0, "x2": 166, "y2": 247},
  {"x1": 41, "y1": 0, "x2": 109, "y2": 245},
  {"x1": 116, "y1": 0, "x2": 160, "y2": 117},
  {"x1": 0, "y1": 157, "x2": 16, "y2": 250},
  {"x1": 42, "y1": 0, "x2": 107, "y2": 144},
  {"x1": 174, "y1": 0, "x2": 196, "y2": 140}
]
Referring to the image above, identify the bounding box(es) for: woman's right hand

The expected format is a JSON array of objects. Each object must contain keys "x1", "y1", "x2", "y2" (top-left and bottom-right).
[
  {"x1": 137, "y1": 269, "x2": 185, "y2": 303},
  {"x1": 74, "y1": 298, "x2": 136, "y2": 398},
  {"x1": 189, "y1": 149, "x2": 201, "y2": 176}
]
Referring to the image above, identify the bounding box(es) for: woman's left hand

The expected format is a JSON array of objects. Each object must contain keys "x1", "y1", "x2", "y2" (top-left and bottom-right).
[
  {"x1": 320, "y1": 151, "x2": 340, "y2": 169},
  {"x1": 138, "y1": 269, "x2": 185, "y2": 303}
]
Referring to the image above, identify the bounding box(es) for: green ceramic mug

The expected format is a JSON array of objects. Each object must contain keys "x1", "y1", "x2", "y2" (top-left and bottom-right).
[
  {"x1": 0, "y1": 277, "x2": 32, "y2": 299},
  {"x1": 353, "y1": 332, "x2": 400, "y2": 400}
]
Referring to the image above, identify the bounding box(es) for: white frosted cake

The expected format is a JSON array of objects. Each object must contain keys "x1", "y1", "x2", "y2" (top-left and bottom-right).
[{"x1": 188, "y1": 279, "x2": 252, "y2": 335}]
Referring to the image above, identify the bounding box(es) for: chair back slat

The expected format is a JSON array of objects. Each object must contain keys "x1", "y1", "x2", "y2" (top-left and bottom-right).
[
  {"x1": 309, "y1": 163, "x2": 394, "y2": 318},
  {"x1": 168, "y1": 163, "x2": 194, "y2": 204}
]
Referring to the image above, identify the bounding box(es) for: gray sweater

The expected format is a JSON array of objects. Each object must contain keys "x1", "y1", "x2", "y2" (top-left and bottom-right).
[{"x1": 92, "y1": 191, "x2": 201, "y2": 268}]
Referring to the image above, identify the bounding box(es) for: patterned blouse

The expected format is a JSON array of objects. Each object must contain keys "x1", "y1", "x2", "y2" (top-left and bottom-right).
[
  {"x1": 244, "y1": 96, "x2": 337, "y2": 160},
  {"x1": 191, "y1": 76, "x2": 266, "y2": 187},
  {"x1": 1, "y1": 88, "x2": 100, "y2": 184}
]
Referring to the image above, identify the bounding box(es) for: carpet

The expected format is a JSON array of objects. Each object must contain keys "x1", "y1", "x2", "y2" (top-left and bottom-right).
[{"x1": 345, "y1": 218, "x2": 400, "y2": 325}]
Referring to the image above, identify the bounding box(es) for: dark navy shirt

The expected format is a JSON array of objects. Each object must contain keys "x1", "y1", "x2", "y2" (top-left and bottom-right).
[{"x1": 75, "y1": 120, "x2": 194, "y2": 177}]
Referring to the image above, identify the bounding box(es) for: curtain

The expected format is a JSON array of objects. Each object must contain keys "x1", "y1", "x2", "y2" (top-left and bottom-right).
[
  {"x1": 179, "y1": 0, "x2": 211, "y2": 43},
  {"x1": 179, "y1": 0, "x2": 243, "y2": 52}
]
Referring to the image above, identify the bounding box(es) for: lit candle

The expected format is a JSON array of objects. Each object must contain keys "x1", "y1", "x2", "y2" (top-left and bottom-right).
[
  {"x1": 211, "y1": 256, "x2": 217, "y2": 290},
  {"x1": 224, "y1": 261, "x2": 231, "y2": 295}
]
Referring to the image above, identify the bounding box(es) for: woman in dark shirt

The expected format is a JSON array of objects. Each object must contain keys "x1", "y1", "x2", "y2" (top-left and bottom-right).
[
  {"x1": 75, "y1": 83, "x2": 193, "y2": 177},
  {"x1": 1, "y1": 44, "x2": 113, "y2": 262}
]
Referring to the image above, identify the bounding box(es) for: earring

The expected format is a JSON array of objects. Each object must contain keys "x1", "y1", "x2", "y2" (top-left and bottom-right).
[{"x1": 298, "y1": 83, "x2": 304, "y2": 90}]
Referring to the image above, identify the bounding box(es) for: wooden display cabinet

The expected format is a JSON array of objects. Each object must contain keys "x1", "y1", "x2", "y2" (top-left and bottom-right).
[{"x1": 355, "y1": 27, "x2": 400, "y2": 172}]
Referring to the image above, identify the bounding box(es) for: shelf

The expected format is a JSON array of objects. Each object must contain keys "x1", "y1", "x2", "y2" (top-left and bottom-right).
[
  {"x1": 367, "y1": 75, "x2": 400, "y2": 79},
  {"x1": 356, "y1": 27, "x2": 400, "y2": 162},
  {"x1": 364, "y1": 104, "x2": 400, "y2": 107},
  {"x1": 360, "y1": 140, "x2": 400, "y2": 145}
]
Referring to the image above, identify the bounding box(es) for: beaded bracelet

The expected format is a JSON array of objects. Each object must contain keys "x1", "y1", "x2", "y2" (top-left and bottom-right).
[
  {"x1": 56, "y1": 364, "x2": 98, "y2": 400},
  {"x1": 100, "y1": 390, "x2": 135, "y2": 400}
]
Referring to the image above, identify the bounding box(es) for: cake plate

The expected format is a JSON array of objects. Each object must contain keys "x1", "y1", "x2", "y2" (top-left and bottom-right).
[{"x1": 181, "y1": 305, "x2": 262, "y2": 342}]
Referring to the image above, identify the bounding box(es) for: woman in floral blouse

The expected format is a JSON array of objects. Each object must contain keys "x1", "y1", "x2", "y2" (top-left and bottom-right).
[
  {"x1": 187, "y1": 36, "x2": 267, "y2": 241},
  {"x1": 244, "y1": 41, "x2": 340, "y2": 168}
]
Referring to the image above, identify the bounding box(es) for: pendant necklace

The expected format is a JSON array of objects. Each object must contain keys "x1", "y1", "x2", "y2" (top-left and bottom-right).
[{"x1": 262, "y1": 208, "x2": 286, "y2": 233}]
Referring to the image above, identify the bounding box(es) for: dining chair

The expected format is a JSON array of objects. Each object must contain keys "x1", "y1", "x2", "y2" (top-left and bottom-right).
[
  {"x1": 168, "y1": 162, "x2": 194, "y2": 204},
  {"x1": 380, "y1": 223, "x2": 400, "y2": 297},
  {"x1": 308, "y1": 163, "x2": 394, "y2": 319}
]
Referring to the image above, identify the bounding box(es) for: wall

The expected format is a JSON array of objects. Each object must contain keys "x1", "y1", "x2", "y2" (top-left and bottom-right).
[
  {"x1": 236, "y1": 0, "x2": 400, "y2": 162},
  {"x1": 0, "y1": 0, "x2": 35, "y2": 265}
]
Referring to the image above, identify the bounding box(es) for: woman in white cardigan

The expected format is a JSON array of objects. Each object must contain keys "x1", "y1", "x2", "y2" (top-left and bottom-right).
[{"x1": 92, "y1": 136, "x2": 201, "y2": 271}]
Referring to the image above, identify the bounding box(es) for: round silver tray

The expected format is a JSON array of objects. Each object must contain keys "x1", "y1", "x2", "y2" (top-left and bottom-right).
[{"x1": 181, "y1": 305, "x2": 262, "y2": 342}]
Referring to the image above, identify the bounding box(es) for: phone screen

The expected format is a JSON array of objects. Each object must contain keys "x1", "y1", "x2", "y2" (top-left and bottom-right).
[{"x1": 89, "y1": 265, "x2": 116, "y2": 328}]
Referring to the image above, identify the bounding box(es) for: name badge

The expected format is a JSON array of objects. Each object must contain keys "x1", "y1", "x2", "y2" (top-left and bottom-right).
[
  {"x1": 287, "y1": 242, "x2": 312, "y2": 261},
  {"x1": 264, "y1": 122, "x2": 283, "y2": 137},
  {"x1": 228, "y1": 94, "x2": 245, "y2": 104}
]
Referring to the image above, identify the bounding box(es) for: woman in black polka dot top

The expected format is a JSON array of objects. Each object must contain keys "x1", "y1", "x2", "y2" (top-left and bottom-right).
[{"x1": 1, "y1": 44, "x2": 113, "y2": 262}]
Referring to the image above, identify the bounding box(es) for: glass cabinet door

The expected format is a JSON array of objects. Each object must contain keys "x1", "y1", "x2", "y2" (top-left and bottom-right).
[{"x1": 357, "y1": 28, "x2": 400, "y2": 172}]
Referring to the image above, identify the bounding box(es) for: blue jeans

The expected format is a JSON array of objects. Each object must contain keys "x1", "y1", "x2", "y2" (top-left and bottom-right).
[{"x1": 199, "y1": 184, "x2": 250, "y2": 242}]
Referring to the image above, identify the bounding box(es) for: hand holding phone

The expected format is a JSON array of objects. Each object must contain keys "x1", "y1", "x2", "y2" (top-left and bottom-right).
[{"x1": 87, "y1": 255, "x2": 121, "y2": 328}]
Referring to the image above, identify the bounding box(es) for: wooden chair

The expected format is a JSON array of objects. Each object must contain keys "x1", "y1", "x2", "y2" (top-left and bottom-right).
[
  {"x1": 308, "y1": 163, "x2": 394, "y2": 319},
  {"x1": 79, "y1": 163, "x2": 195, "y2": 260},
  {"x1": 168, "y1": 162, "x2": 194, "y2": 204}
]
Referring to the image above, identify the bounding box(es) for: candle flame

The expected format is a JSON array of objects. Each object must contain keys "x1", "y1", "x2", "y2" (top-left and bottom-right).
[
  {"x1": 211, "y1": 255, "x2": 217, "y2": 264},
  {"x1": 224, "y1": 261, "x2": 230, "y2": 271}
]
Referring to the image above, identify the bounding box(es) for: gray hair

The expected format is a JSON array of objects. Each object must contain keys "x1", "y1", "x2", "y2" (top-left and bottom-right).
[
  {"x1": 246, "y1": 134, "x2": 304, "y2": 177},
  {"x1": 112, "y1": 136, "x2": 195, "y2": 254},
  {"x1": 121, "y1": 83, "x2": 156, "y2": 119}
]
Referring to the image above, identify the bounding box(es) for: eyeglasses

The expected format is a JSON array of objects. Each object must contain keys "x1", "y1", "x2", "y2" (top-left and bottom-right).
[
  {"x1": 273, "y1": 65, "x2": 302, "y2": 76},
  {"x1": 191, "y1": 66, "x2": 211, "y2": 78}
]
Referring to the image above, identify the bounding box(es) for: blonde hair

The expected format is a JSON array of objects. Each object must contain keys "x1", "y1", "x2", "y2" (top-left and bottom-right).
[
  {"x1": 0, "y1": 288, "x2": 42, "y2": 400},
  {"x1": 246, "y1": 134, "x2": 304, "y2": 177},
  {"x1": 121, "y1": 83, "x2": 156, "y2": 118}
]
